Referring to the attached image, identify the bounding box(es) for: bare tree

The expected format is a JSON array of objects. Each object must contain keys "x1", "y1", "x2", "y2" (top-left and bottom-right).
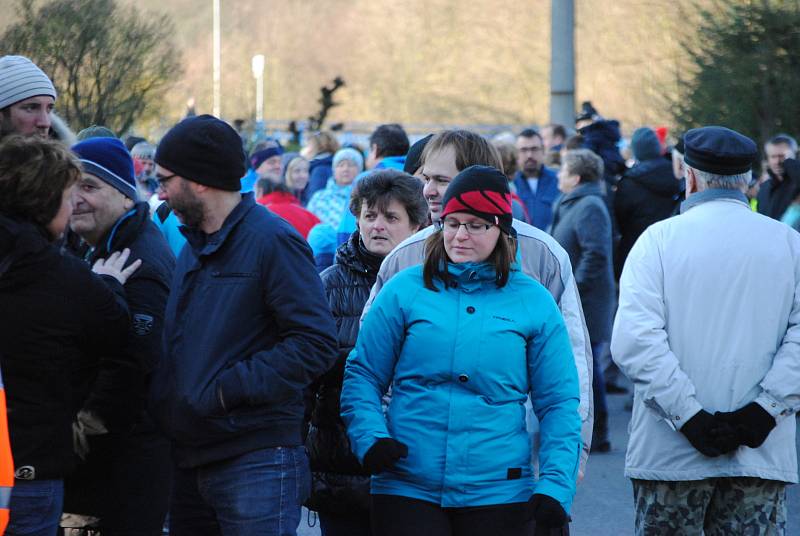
[{"x1": 1, "y1": 0, "x2": 183, "y2": 133}]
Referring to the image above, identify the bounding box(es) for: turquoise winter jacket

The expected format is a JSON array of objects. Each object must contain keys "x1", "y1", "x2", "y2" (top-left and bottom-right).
[{"x1": 340, "y1": 262, "x2": 581, "y2": 512}]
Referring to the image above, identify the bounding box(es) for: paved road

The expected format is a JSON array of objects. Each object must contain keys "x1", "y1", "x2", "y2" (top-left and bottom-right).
[{"x1": 298, "y1": 391, "x2": 799, "y2": 535}]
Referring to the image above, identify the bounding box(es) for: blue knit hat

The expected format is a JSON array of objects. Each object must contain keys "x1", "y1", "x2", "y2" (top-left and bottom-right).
[
  {"x1": 250, "y1": 139, "x2": 284, "y2": 170},
  {"x1": 333, "y1": 147, "x2": 364, "y2": 171},
  {"x1": 72, "y1": 138, "x2": 138, "y2": 200}
]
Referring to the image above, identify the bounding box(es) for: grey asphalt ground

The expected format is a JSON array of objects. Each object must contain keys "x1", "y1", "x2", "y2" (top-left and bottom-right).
[{"x1": 298, "y1": 391, "x2": 800, "y2": 535}]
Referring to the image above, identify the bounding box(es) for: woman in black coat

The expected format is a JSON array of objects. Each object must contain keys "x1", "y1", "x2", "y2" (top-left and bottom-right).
[
  {"x1": 550, "y1": 148, "x2": 615, "y2": 453},
  {"x1": 0, "y1": 136, "x2": 139, "y2": 534},
  {"x1": 307, "y1": 169, "x2": 427, "y2": 536}
]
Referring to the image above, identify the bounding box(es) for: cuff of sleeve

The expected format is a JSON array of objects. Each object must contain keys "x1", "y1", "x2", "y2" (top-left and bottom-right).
[
  {"x1": 754, "y1": 392, "x2": 789, "y2": 420},
  {"x1": 669, "y1": 398, "x2": 703, "y2": 431}
]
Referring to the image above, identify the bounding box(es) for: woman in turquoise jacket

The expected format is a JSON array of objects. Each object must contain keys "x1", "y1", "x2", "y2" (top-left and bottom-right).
[{"x1": 341, "y1": 166, "x2": 581, "y2": 536}]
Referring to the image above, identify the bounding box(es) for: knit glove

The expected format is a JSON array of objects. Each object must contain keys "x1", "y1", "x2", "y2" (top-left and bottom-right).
[
  {"x1": 72, "y1": 409, "x2": 109, "y2": 460},
  {"x1": 528, "y1": 493, "x2": 567, "y2": 529},
  {"x1": 362, "y1": 438, "x2": 408, "y2": 475},
  {"x1": 680, "y1": 410, "x2": 738, "y2": 457},
  {"x1": 715, "y1": 402, "x2": 776, "y2": 449}
]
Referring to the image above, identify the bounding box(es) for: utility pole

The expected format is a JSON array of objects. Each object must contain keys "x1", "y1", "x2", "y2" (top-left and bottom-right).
[
  {"x1": 252, "y1": 54, "x2": 265, "y2": 124},
  {"x1": 550, "y1": 0, "x2": 575, "y2": 126},
  {"x1": 212, "y1": 0, "x2": 221, "y2": 117}
]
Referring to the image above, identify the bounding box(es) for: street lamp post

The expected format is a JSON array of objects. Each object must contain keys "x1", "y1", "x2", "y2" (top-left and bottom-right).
[
  {"x1": 212, "y1": 0, "x2": 221, "y2": 117},
  {"x1": 252, "y1": 54, "x2": 265, "y2": 124}
]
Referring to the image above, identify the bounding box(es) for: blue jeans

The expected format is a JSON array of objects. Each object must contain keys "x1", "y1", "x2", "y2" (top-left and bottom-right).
[
  {"x1": 170, "y1": 446, "x2": 311, "y2": 536},
  {"x1": 6, "y1": 479, "x2": 63, "y2": 536}
]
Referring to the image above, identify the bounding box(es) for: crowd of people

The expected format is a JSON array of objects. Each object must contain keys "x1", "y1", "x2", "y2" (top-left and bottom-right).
[{"x1": 0, "y1": 52, "x2": 798, "y2": 536}]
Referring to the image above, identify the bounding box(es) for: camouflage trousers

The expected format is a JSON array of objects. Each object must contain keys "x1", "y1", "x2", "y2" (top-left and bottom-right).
[{"x1": 631, "y1": 477, "x2": 786, "y2": 536}]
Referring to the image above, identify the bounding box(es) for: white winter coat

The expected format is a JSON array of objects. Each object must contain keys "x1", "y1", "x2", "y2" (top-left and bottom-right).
[{"x1": 612, "y1": 194, "x2": 800, "y2": 483}]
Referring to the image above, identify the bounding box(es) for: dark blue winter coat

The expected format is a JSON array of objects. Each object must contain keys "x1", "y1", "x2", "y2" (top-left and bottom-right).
[
  {"x1": 149, "y1": 193, "x2": 338, "y2": 468},
  {"x1": 304, "y1": 153, "x2": 335, "y2": 204},
  {"x1": 513, "y1": 166, "x2": 560, "y2": 231}
]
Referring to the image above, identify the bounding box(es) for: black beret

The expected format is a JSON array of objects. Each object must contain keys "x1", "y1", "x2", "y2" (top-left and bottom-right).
[
  {"x1": 684, "y1": 126, "x2": 757, "y2": 175},
  {"x1": 155, "y1": 115, "x2": 246, "y2": 191},
  {"x1": 404, "y1": 134, "x2": 433, "y2": 174}
]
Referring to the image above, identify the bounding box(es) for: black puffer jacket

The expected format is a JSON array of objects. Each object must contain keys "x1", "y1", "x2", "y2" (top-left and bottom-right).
[
  {"x1": 614, "y1": 158, "x2": 683, "y2": 277},
  {"x1": 0, "y1": 214, "x2": 129, "y2": 480},
  {"x1": 306, "y1": 231, "x2": 383, "y2": 514}
]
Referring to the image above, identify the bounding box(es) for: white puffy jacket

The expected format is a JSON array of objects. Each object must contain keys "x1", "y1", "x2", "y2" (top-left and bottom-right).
[{"x1": 612, "y1": 194, "x2": 800, "y2": 483}]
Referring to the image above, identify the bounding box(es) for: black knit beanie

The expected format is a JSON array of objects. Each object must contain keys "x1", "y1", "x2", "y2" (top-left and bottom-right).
[
  {"x1": 404, "y1": 134, "x2": 433, "y2": 174},
  {"x1": 155, "y1": 115, "x2": 246, "y2": 191},
  {"x1": 440, "y1": 165, "x2": 516, "y2": 237}
]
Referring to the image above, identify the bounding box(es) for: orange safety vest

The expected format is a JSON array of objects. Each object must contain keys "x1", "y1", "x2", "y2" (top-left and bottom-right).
[{"x1": 0, "y1": 369, "x2": 13, "y2": 534}]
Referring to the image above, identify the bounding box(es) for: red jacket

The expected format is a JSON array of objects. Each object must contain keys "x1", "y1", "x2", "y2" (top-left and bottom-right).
[{"x1": 257, "y1": 191, "x2": 321, "y2": 239}]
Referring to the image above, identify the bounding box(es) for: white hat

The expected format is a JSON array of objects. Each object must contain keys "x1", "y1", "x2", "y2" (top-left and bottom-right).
[{"x1": 0, "y1": 55, "x2": 57, "y2": 110}]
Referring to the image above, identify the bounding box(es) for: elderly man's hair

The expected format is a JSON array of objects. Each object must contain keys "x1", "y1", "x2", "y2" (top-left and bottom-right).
[
  {"x1": 686, "y1": 164, "x2": 751, "y2": 191},
  {"x1": 765, "y1": 134, "x2": 798, "y2": 154},
  {"x1": 564, "y1": 149, "x2": 604, "y2": 183}
]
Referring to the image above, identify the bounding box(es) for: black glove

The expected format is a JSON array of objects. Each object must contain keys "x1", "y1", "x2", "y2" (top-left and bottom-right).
[
  {"x1": 680, "y1": 410, "x2": 739, "y2": 457},
  {"x1": 715, "y1": 402, "x2": 776, "y2": 449},
  {"x1": 528, "y1": 493, "x2": 567, "y2": 529},
  {"x1": 362, "y1": 438, "x2": 408, "y2": 475}
]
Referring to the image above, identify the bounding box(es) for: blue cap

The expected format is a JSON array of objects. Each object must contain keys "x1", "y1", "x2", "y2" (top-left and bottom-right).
[
  {"x1": 684, "y1": 126, "x2": 757, "y2": 175},
  {"x1": 72, "y1": 137, "x2": 138, "y2": 200}
]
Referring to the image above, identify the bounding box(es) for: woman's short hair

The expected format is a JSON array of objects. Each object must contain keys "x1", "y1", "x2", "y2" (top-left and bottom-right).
[
  {"x1": 420, "y1": 130, "x2": 503, "y2": 175},
  {"x1": 563, "y1": 149, "x2": 604, "y2": 183},
  {"x1": 423, "y1": 230, "x2": 517, "y2": 291},
  {"x1": 350, "y1": 169, "x2": 427, "y2": 228},
  {"x1": 0, "y1": 135, "x2": 81, "y2": 228},
  {"x1": 308, "y1": 131, "x2": 340, "y2": 156}
]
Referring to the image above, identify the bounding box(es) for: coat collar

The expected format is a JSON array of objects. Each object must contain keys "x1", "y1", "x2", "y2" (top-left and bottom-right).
[
  {"x1": 559, "y1": 181, "x2": 604, "y2": 204},
  {"x1": 182, "y1": 193, "x2": 256, "y2": 257},
  {"x1": 680, "y1": 188, "x2": 748, "y2": 214}
]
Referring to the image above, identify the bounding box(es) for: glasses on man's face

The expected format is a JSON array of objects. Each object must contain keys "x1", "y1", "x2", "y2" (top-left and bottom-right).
[
  {"x1": 441, "y1": 217, "x2": 494, "y2": 236},
  {"x1": 155, "y1": 173, "x2": 177, "y2": 191}
]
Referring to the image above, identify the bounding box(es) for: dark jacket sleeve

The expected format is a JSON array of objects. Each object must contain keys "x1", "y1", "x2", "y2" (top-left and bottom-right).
[
  {"x1": 87, "y1": 268, "x2": 170, "y2": 428},
  {"x1": 217, "y1": 228, "x2": 338, "y2": 411},
  {"x1": 573, "y1": 199, "x2": 613, "y2": 294},
  {"x1": 76, "y1": 271, "x2": 135, "y2": 430}
]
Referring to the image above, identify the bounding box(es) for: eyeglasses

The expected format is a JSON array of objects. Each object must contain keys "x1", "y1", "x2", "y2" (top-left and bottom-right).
[
  {"x1": 440, "y1": 217, "x2": 494, "y2": 235},
  {"x1": 155, "y1": 173, "x2": 177, "y2": 191}
]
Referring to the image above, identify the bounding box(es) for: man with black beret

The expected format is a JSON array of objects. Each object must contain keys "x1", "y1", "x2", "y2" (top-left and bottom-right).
[
  {"x1": 612, "y1": 126, "x2": 800, "y2": 534},
  {"x1": 148, "y1": 114, "x2": 338, "y2": 534}
]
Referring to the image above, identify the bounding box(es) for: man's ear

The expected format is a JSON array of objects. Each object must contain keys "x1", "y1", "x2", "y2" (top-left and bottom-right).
[
  {"x1": 685, "y1": 166, "x2": 697, "y2": 197},
  {"x1": 124, "y1": 196, "x2": 135, "y2": 210}
]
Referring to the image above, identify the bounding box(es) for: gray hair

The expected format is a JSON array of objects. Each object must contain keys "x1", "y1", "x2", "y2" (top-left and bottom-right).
[
  {"x1": 766, "y1": 134, "x2": 798, "y2": 154},
  {"x1": 563, "y1": 148, "x2": 604, "y2": 183},
  {"x1": 686, "y1": 164, "x2": 750, "y2": 191}
]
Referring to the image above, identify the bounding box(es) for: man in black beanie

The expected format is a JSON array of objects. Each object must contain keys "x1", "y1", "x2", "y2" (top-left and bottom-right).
[
  {"x1": 612, "y1": 126, "x2": 800, "y2": 534},
  {"x1": 148, "y1": 114, "x2": 337, "y2": 535}
]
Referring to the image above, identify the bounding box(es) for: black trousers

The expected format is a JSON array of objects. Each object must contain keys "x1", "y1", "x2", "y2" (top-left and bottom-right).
[{"x1": 371, "y1": 494, "x2": 569, "y2": 536}]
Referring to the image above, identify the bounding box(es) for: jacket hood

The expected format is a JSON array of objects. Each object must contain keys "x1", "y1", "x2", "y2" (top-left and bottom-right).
[
  {"x1": 580, "y1": 119, "x2": 621, "y2": 144},
  {"x1": 625, "y1": 159, "x2": 683, "y2": 197},
  {"x1": 0, "y1": 214, "x2": 58, "y2": 290},
  {"x1": 335, "y1": 230, "x2": 383, "y2": 276}
]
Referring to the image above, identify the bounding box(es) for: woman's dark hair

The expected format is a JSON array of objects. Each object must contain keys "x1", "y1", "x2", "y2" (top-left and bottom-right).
[
  {"x1": 422, "y1": 229, "x2": 517, "y2": 291},
  {"x1": 349, "y1": 169, "x2": 427, "y2": 228},
  {"x1": 0, "y1": 135, "x2": 81, "y2": 228}
]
